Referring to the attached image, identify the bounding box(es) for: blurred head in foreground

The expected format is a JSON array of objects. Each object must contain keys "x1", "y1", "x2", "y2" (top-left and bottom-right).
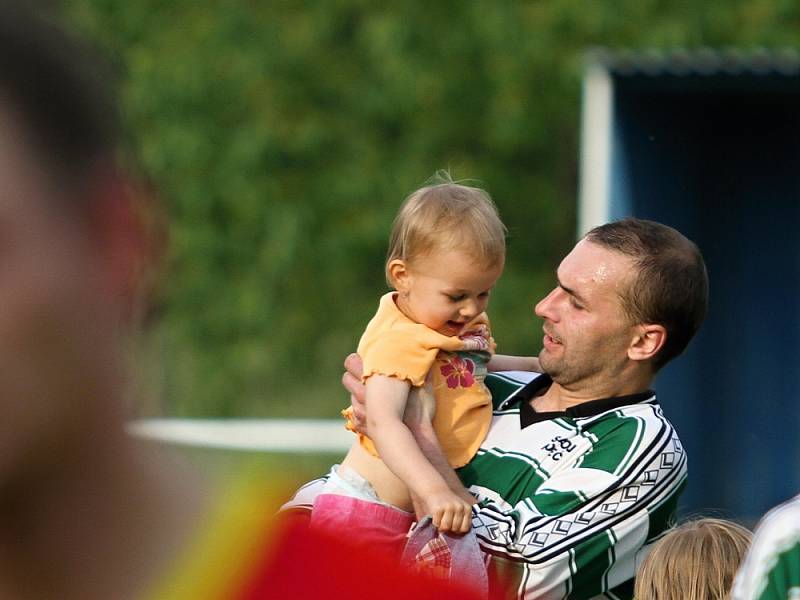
[
  {"x1": 0, "y1": 2, "x2": 147, "y2": 485},
  {"x1": 634, "y1": 518, "x2": 752, "y2": 600}
]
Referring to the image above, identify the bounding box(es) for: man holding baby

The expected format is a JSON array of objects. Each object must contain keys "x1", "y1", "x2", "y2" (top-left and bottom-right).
[{"x1": 286, "y1": 217, "x2": 709, "y2": 599}]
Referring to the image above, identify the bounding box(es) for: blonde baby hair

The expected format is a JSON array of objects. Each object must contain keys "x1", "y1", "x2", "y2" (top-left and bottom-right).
[
  {"x1": 634, "y1": 517, "x2": 752, "y2": 600},
  {"x1": 385, "y1": 172, "x2": 506, "y2": 287}
]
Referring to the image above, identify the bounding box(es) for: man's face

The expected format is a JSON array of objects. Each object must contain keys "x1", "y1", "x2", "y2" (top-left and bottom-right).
[
  {"x1": 0, "y1": 103, "x2": 120, "y2": 484},
  {"x1": 534, "y1": 239, "x2": 637, "y2": 388}
]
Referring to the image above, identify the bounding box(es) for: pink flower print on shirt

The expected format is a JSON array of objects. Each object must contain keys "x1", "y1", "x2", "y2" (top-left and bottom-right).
[{"x1": 440, "y1": 356, "x2": 475, "y2": 389}]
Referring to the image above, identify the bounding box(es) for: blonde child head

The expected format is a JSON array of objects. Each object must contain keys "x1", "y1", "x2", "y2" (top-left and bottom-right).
[
  {"x1": 385, "y1": 176, "x2": 506, "y2": 286},
  {"x1": 634, "y1": 517, "x2": 752, "y2": 600},
  {"x1": 384, "y1": 174, "x2": 507, "y2": 336}
]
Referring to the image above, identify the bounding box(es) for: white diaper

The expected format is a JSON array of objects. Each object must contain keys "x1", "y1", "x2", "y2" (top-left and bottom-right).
[{"x1": 320, "y1": 463, "x2": 384, "y2": 503}]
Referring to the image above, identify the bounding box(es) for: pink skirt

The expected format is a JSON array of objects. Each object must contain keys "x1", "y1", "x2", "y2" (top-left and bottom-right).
[{"x1": 311, "y1": 493, "x2": 415, "y2": 560}]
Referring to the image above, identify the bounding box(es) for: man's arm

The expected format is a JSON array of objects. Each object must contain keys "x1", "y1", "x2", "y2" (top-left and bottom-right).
[
  {"x1": 487, "y1": 354, "x2": 541, "y2": 373},
  {"x1": 403, "y1": 382, "x2": 477, "y2": 505}
]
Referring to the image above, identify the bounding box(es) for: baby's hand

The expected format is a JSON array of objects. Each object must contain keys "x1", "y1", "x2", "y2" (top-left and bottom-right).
[
  {"x1": 422, "y1": 489, "x2": 474, "y2": 534},
  {"x1": 459, "y1": 325, "x2": 492, "y2": 352},
  {"x1": 462, "y1": 323, "x2": 489, "y2": 339}
]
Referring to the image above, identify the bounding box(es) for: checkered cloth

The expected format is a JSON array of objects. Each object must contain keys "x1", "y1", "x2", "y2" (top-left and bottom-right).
[
  {"x1": 402, "y1": 517, "x2": 489, "y2": 598},
  {"x1": 413, "y1": 534, "x2": 452, "y2": 578}
]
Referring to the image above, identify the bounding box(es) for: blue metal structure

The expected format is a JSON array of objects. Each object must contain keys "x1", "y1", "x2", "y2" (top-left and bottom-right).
[{"x1": 579, "y1": 49, "x2": 800, "y2": 522}]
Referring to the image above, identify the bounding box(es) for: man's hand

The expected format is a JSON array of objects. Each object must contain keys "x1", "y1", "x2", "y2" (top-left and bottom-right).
[
  {"x1": 403, "y1": 375, "x2": 436, "y2": 432},
  {"x1": 342, "y1": 353, "x2": 367, "y2": 434}
]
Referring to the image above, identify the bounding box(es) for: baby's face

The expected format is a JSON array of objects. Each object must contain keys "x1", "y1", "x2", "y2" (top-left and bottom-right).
[{"x1": 395, "y1": 249, "x2": 503, "y2": 336}]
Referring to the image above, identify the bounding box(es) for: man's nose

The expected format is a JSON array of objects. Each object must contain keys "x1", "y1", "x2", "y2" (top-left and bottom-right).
[{"x1": 534, "y1": 288, "x2": 559, "y2": 320}]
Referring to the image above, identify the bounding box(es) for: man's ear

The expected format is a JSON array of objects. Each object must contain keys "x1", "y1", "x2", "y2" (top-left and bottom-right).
[
  {"x1": 387, "y1": 259, "x2": 411, "y2": 292},
  {"x1": 628, "y1": 324, "x2": 667, "y2": 362}
]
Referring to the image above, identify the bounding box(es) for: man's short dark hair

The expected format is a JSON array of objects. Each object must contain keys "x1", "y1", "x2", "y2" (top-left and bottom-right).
[
  {"x1": 585, "y1": 217, "x2": 709, "y2": 370},
  {"x1": 0, "y1": 3, "x2": 119, "y2": 184}
]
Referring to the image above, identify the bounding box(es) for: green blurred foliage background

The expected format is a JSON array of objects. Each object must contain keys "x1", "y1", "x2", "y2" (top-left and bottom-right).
[{"x1": 60, "y1": 1, "x2": 800, "y2": 417}]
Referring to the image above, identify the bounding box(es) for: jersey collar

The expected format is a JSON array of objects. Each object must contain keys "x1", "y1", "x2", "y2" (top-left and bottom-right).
[{"x1": 506, "y1": 374, "x2": 656, "y2": 428}]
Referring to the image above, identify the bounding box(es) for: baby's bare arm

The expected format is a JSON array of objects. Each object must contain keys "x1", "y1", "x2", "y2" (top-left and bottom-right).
[
  {"x1": 404, "y1": 383, "x2": 474, "y2": 501},
  {"x1": 366, "y1": 375, "x2": 472, "y2": 532}
]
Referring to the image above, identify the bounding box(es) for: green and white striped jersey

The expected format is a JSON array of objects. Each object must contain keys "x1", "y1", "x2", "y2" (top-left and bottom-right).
[
  {"x1": 459, "y1": 371, "x2": 687, "y2": 599},
  {"x1": 732, "y1": 493, "x2": 800, "y2": 600}
]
